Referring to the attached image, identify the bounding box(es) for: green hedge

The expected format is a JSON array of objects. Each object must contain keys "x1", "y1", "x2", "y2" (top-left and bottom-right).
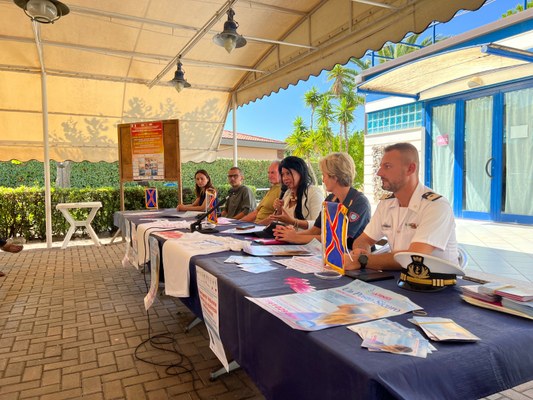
[
  {"x1": 0, "y1": 159, "x2": 279, "y2": 189},
  {"x1": 0, "y1": 185, "x2": 245, "y2": 241}
]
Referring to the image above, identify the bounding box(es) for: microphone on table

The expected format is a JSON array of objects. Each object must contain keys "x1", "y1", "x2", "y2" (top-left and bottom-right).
[
  {"x1": 274, "y1": 184, "x2": 288, "y2": 216},
  {"x1": 190, "y1": 195, "x2": 229, "y2": 233}
]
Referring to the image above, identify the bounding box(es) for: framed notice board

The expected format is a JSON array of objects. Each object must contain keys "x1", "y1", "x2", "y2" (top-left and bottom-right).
[{"x1": 117, "y1": 119, "x2": 182, "y2": 210}]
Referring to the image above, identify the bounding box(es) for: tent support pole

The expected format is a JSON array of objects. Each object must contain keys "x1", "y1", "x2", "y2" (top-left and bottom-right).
[
  {"x1": 41, "y1": 71, "x2": 52, "y2": 248},
  {"x1": 33, "y1": 21, "x2": 53, "y2": 248},
  {"x1": 232, "y1": 93, "x2": 238, "y2": 166},
  {"x1": 41, "y1": 70, "x2": 53, "y2": 248}
]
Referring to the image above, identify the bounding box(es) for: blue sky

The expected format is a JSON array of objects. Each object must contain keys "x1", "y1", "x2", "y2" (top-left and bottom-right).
[{"x1": 224, "y1": 0, "x2": 521, "y2": 141}]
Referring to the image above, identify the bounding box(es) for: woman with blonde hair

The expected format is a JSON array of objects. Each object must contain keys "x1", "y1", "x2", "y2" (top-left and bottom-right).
[{"x1": 274, "y1": 152, "x2": 371, "y2": 248}]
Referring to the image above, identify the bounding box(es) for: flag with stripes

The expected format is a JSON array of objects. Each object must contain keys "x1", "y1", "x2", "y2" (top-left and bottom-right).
[
  {"x1": 322, "y1": 201, "x2": 348, "y2": 274},
  {"x1": 145, "y1": 188, "x2": 158, "y2": 209},
  {"x1": 206, "y1": 189, "x2": 218, "y2": 224}
]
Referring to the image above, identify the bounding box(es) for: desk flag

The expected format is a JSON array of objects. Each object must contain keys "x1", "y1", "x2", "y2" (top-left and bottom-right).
[
  {"x1": 322, "y1": 201, "x2": 348, "y2": 274},
  {"x1": 206, "y1": 189, "x2": 218, "y2": 224},
  {"x1": 145, "y1": 188, "x2": 158, "y2": 209}
]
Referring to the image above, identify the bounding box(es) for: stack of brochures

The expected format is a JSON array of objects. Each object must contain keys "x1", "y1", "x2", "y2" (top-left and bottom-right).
[
  {"x1": 409, "y1": 317, "x2": 480, "y2": 342},
  {"x1": 348, "y1": 319, "x2": 436, "y2": 358},
  {"x1": 496, "y1": 287, "x2": 533, "y2": 318},
  {"x1": 460, "y1": 282, "x2": 533, "y2": 320}
]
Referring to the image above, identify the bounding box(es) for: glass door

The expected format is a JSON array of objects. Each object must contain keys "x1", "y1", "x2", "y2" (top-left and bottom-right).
[
  {"x1": 429, "y1": 85, "x2": 533, "y2": 224},
  {"x1": 430, "y1": 104, "x2": 455, "y2": 204},
  {"x1": 502, "y1": 88, "x2": 533, "y2": 221},
  {"x1": 462, "y1": 96, "x2": 494, "y2": 219}
]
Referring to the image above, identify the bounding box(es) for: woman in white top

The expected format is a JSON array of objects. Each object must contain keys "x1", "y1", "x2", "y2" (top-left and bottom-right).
[{"x1": 269, "y1": 156, "x2": 323, "y2": 229}]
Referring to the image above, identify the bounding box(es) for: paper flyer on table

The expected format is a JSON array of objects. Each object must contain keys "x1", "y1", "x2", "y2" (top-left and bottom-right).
[
  {"x1": 222, "y1": 225, "x2": 266, "y2": 234},
  {"x1": 196, "y1": 266, "x2": 229, "y2": 371},
  {"x1": 243, "y1": 239, "x2": 322, "y2": 257},
  {"x1": 176, "y1": 211, "x2": 200, "y2": 218},
  {"x1": 247, "y1": 280, "x2": 421, "y2": 331},
  {"x1": 273, "y1": 255, "x2": 325, "y2": 274}
]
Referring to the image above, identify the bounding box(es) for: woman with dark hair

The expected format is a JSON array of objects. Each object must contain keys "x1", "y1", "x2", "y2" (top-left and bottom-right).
[
  {"x1": 177, "y1": 169, "x2": 216, "y2": 211},
  {"x1": 268, "y1": 156, "x2": 323, "y2": 230},
  {"x1": 274, "y1": 152, "x2": 371, "y2": 249}
]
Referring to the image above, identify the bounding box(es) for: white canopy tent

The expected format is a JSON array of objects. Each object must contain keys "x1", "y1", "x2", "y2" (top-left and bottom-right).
[
  {"x1": 0, "y1": 0, "x2": 486, "y2": 245},
  {"x1": 0, "y1": 0, "x2": 488, "y2": 162}
]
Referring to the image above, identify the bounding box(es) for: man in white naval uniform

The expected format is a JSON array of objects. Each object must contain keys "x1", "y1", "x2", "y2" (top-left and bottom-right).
[{"x1": 345, "y1": 142, "x2": 458, "y2": 271}]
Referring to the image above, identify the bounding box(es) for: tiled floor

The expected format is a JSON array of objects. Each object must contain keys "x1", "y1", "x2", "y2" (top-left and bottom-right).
[
  {"x1": 0, "y1": 219, "x2": 531, "y2": 399},
  {"x1": 457, "y1": 219, "x2": 533, "y2": 283}
]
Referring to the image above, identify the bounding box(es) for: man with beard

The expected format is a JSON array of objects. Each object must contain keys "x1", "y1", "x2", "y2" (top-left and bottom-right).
[{"x1": 344, "y1": 142, "x2": 458, "y2": 271}]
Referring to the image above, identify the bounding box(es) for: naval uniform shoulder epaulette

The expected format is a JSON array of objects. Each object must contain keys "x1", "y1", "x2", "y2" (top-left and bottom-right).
[
  {"x1": 422, "y1": 191, "x2": 442, "y2": 201},
  {"x1": 380, "y1": 192, "x2": 395, "y2": 200}
]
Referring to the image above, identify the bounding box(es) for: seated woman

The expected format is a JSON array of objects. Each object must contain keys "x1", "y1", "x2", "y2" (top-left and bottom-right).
[
  {"x1": 268, "y1": 156, "x2": 323, "y2": 230},
  {"x1": 177, "y1": 169, "x2": 216, "y2": 211},
  {"x1": 274, "y1": 152, "x2": 371, "y2": 249}
]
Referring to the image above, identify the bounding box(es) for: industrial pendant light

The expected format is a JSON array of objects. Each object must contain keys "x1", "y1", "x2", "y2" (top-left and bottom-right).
[
  {"x1": 213, "y1": 8, "x2": 247, "y2": 53},
  {"x1": 14, "y1": 0, "x2": 70, "y2": 24},
  {"x1": 169, "y1": 60, "x2": 191, "y2": 93}
]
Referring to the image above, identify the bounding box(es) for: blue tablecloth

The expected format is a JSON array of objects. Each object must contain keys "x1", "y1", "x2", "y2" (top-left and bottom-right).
[
  {"x1": 192, "y1": 253, "x2": 533, "y2": 400},
  {"x1": 118, "y1": 211, "x2": 533, "y2": 400}
]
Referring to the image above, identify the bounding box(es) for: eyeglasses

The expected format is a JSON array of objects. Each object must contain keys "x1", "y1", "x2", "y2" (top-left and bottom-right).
[{"x1": 227, "y1": 174, "x2": 240, "y2": 179}]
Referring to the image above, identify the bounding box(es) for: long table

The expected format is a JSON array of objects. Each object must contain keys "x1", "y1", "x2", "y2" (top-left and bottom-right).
[{"x1": 118, "y1": 211, "x2": 533, "y2": 400}]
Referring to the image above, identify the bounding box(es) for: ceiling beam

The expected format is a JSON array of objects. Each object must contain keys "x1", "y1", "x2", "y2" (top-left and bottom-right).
[
  {"x1": 0, "y1": 35, "x2": 264, "y2": 73},
  {"x1": 351, "y1": 0, "x2": 399, "y2": 10},
  {"x1": 66, "y1": 3, "x2": 314, "y2": 50},
  {"x1": 0, "y1": 64, "x2": 231, "y2": 91}
]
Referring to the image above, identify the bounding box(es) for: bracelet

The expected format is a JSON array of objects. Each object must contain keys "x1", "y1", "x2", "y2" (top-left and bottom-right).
[{"x1": 293, "y1": 219, "x2": 298, "y2": 229}]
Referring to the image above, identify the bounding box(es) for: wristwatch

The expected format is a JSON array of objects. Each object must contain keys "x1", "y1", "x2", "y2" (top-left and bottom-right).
[{"x1": 358, "y1": 254, "x2": 368, "y2": 270}]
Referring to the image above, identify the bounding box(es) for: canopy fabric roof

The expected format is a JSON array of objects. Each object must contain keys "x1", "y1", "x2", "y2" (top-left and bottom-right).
[
  {"x1": 357, "y1": 9, "x2": 533, "y2": 101},
  {"x1": 0, "y1": 0, "x2": 486, "y2": 163},
  {"x1": 358, "y1": 44, "x2": 533, "y2": 100}
]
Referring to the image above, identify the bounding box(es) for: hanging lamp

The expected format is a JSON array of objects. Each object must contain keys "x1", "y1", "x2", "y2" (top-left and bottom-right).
[
  {"x1": 14, "y1": 0, "x2": 70, "y2": 23},
  {"x1": 169, "y1": 60, "x2": 191, "y2": 93},
  {"x1": 213, "y1": 8, "x2": 247, "y2": 53}
]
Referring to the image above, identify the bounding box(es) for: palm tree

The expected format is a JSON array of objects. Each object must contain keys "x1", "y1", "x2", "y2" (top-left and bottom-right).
[
  {"x1": 335, "y1": 95, "x2": 362, "y2": 152},
  {"x1": 286, "y1": 116, "x2": 319, "y2": 184},
  {"x1": 502, "y1": 1, "x2": 532, "y2": 17},
  {"x1": 349, "y1": 57, "x2": 372, "y2": 71},
  {"x1": 303, "y1": 87, "x2": 322, "y2": 131},
  {"x1": 327, "y1": 64, "x2": 357, "y2": 98},
  {"x1": 315, "y1": 95, "x2": 336, "y2": 156},
  {"x1": 286, "y1": 116, "x2": 310, "y2": 157},
  {"x1": 379, "y1": 33, "x2": 435, "y2": 60}
]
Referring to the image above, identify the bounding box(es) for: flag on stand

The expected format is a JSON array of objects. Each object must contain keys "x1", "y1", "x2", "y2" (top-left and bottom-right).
[
  {"x1": 206, "y1": 189, "x2": 218, "y2": 224},
  {"x1": 145, "y1": 188, "x2": 158, "y2": 209},
  {"x1": 322, "y1": 201, "x2": 348, "y2": 274}
]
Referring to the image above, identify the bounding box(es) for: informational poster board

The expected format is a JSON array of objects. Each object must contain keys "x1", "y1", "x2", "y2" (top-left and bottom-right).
[
  {"x1": 117, "y1": 119, "x2": 181, "y2": 210},
  {"x1": 131, "y1": 121, "x2": 165, "y2": 180}
]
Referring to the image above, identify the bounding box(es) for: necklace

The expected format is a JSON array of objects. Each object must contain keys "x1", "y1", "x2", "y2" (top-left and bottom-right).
[{"x1": 289, "y1": 192, "x2": 297, "y2": 202}]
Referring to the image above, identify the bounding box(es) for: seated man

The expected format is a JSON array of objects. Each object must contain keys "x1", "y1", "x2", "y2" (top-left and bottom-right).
[
  {"x1": 344, "y1": 142, "x2": 458, "y2": 271},
  {"x1": 222, "y1": 167, "x2": 256, "y2": 220},
  {"x1": 0, "y1": 239, "x2": 23, "y2": 277},
  {"x1": 240, "y1": 160, "x2": 281, "y2": 225}
]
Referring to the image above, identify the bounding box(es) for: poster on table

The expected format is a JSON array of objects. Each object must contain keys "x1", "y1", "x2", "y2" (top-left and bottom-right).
[
  {"x1": 196, "y1": 266, "x2": 229, "y2": 371},
  {"x1": 247, "y1": 280, "x2": 421, "y2": 331},
  {"x1": 131, "y1": 121, "x2": 164, "y2": 180}
]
